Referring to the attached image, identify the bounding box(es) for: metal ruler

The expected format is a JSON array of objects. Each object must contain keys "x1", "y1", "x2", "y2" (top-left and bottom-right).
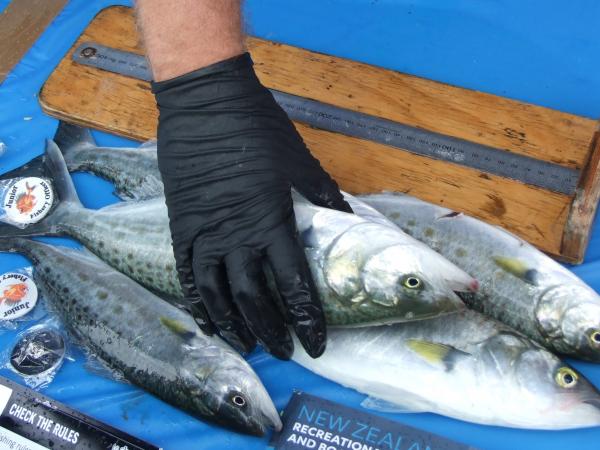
[{"x1": 72, "y1": 42, "x2": 580, "y2": 195}]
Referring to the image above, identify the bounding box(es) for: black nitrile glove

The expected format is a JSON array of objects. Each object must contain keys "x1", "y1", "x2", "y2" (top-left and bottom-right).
[{"x1": 151, "y1": 53, "x2": 352, "y2": 360}]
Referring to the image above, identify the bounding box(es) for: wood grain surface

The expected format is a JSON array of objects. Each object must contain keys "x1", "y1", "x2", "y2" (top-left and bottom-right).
[
  {"x1": 0, "y1": 0, "x2": 67, "y2": 83},
  {"x1": 39, "y1": 6, "x2": 600, "y2": 262}
]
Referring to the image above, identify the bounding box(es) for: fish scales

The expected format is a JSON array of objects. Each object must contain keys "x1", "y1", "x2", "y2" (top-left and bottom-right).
[
  {"x1": 0, "y1": 238, "x2": 281, "y2": 435},
  {"x1": 54, "y1": 122, "x2": 163, "y2": 200},
  {"x1": 30, "y1": 242, "x2": 209, "y2": 396},
  {"x1": 68, "y1": 146, "x2": 162, "y2": 200},
  {"x1": 358, "y1": 193, "x2": 600, "y2": 361},
  {"x1": 292, "y1": 309, "x2": 600, "y2": 430},
  {"x1": 54, "y1": 198, "x2": 182, "y2": 297},
  {"x1": 3, "y1": 140, "x2": 475, "y2": 328}
]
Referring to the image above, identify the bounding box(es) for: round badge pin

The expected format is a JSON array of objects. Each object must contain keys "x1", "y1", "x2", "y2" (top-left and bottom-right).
[
  {"x1": 0, "y1": 272, "x2": 38, "y2": 320},
  {"x1": 2, "y1": 177, "x2": 54, "y2": 225},
  {"x1": 10, "y1": 329, "x2": 66, "y2": 376}
]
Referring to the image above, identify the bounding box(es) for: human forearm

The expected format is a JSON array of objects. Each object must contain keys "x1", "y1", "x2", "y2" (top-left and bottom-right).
[{"x1": 135, "y1": 0, "x2": 245, "y2": 81}]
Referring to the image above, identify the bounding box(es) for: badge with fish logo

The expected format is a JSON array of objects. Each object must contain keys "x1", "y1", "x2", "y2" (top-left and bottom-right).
[
  {"x1": 0, "y1": 272, "x2": 38, "y2": 320},
  {"x1": 2, "y1": 177, "x2": 54, "y2": 225}
]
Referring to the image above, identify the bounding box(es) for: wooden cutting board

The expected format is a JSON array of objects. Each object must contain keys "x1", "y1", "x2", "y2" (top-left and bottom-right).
[{"x1": 39, "y1": 6, "x2": 600, "y2": 263}]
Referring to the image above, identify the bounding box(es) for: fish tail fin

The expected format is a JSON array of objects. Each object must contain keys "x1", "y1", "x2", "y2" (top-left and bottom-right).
[
  {"x1": 0, "y1": 236, "x2": 39, "y2": 256},
  {"x1": 0, "y1": 140, "x2": 82, "y2": 238},
  {"x1": 53, "y1": 121, "x2": 97, "y2": 170},
  {"x1": 44, "y1": 139, "x2": 83, "y2": 208}
]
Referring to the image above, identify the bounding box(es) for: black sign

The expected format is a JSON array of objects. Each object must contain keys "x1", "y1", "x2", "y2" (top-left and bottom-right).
[
  {"x1": 0, "y1": 376, "x2": 159, "y2": 450},
  {"x1": 270, "y1": 392, "x2": 476, "y2": 450}
]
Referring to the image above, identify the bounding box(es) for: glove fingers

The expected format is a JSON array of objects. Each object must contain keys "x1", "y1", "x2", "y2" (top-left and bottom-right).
[
  {"x1": 225, "y1": 250, "x2": 294, "y2": 360},
  {"x1": 266, "y1": 221, "x2": 327, "y2": 358},
  {"x1": 193, "y1": 262, "x2": 257, "y2": 354},
  {"x1": 184, "y1": 297, "x2": 217, "y2": 336},
  {"x1": 290, "y1": 162, "x2": 352, "y2": 213}
]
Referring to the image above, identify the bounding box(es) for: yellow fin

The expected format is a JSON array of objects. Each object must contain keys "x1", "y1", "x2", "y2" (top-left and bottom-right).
[
  {"x1": 160, "y1": 317, "x2": 195, "y2": 339},
  {"x1": 406, "y1": 339, "x2": 468, "y2": 370},
  {"x1": 407, "y1": 339, "x2": 452, "y2": 364},
  {"x1": 492, "y1": 256, "x2": 539, "y2": 285}
]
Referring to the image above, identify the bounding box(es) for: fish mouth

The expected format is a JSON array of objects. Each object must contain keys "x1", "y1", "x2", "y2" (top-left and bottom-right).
[
  {"x1": 583, "y1": 399, "x2": 600, "y2": 411},
  {"x1": 444, "y1": 276, "x2": 479, "y2": 293},
  {"x1": 262, "y1": 405, "x2": 283, "y2": 433},
  {"x1": 245, "y1": 409, "x2": 283, "y2": 436}
]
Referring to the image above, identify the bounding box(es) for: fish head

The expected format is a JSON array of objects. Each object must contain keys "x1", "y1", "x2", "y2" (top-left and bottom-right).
[
  {"x1": 185, "y1": 349, "x2": 282, "y2": 436},
  {"x1": 536, "y1": 284, "x2": 600, "y2": 361},
  {"x1": 360, "y1": 244, "x2": 466, "y2": 320},
  {"x1": 413, "y1": 243, "x2": 479, "y2": 293},
  {"x1": 511, "y1": 347, "x2": 600, "y2": 429}
]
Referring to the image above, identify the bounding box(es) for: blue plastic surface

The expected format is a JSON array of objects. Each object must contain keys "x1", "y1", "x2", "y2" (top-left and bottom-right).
[{"x1": 1, "y1": 1, "x2": 600, "y2": 449}]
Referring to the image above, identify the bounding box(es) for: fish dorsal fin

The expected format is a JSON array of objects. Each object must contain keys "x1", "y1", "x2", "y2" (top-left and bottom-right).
[
  {"x1": 361, "y1": 396, "x2": 425, "y2": 414},
  {"x1": 436, "y1": 211, "x2": 463, "y2": 220},
  {"x1": 492, "y1": 256, "x2": 539, "y2": 285},
  {"x1": 406, "y1": 339, "x2": 469, "y2": 370}
]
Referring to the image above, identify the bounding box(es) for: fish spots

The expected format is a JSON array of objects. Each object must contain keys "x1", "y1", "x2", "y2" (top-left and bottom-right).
[
  {"x1": 455, "y1": 248, "x2": 467, "y2": 258},
  {"x1": 127, "y1": 253, "x2": 134, "y2": 260},
  {"x1": 165, "y1": 264, "x2": 173, "y2": 271},
  {"x1": 97, "y1": 290, "x2": 108, "y2": 300},
  {"x1": 424, "y1": 228, "x2": 435, "y2": 238},
  {"x1": 113, "y1": 305, "x2": 123, "y2": 315},
  {"x1": 62, "y1": 287, "x2": 69, "y2": 294},
  {"x1": 390, "y1": 212, "x2": 401, "y2": 220},
  {"x1": 77, "y1": 273, "x2": 88, "y2": 282},
  {"x1": 98, "y1": 241, "x2": 105, "y2": 248},
  {"x1": 479, "y1": 173, "x2": 491, "y2": 180},
  {"x1": 482, "y1": 194, "x2": 506, "y2": 218}
]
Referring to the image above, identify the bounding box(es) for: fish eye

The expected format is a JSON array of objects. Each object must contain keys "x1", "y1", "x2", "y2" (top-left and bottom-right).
[
  {"x1": 401, "y1": 275, "x2": 422, "y2": 290},
  {"x1": 555, "y1": 367, "x2": 578, "y2": 388},
  {"x1": 589, "y1": 331, "x2": 600, "y2": 345},
  {"x1": 229, "y1": 392, "x2": 247, "y2": 408}
]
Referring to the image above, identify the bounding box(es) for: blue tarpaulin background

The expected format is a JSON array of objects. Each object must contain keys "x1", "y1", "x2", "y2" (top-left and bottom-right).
[{"x1": 1, "y1": 1, "x2": 599, "y2": 449}]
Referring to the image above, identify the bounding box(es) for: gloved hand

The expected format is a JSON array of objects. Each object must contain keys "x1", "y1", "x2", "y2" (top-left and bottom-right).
[{"x1": 151, "y1": 53, "x2": 352, "y2": 360}]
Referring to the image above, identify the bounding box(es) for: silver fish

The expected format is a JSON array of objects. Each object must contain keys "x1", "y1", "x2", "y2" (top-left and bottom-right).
[
  {"x1": 0, "y1": 237, "x2": 281, "y2": 436},
  {"x1": 357, "y1": 192, "x2": 600, "y2": 362},
  {"x1": 55, "y1": 121, "x2": 163, "y2": 200},
  {"x1": 3, "y1": 141, "x2": 476, "y2": 327},
  {"x1": 0, "y1": 123, "x2": 161, "y2": 200},
  {"x1": 292, "y1": 309, "x2": 600, "y2": 430}
]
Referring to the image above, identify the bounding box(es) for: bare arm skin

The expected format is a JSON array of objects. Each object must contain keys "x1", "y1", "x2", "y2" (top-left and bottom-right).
[
  {"x1": 133, "y1": 1, "x2": 343, "y2": 359},
  {"x1": 135, "y1": 0, "x2": 245, "y2": 81}
]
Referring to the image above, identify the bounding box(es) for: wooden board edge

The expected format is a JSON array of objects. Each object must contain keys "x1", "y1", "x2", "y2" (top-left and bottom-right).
[
  {"x1": 0, "y1": 0, "x2": 68, "y2": 83},
  {"x1": 39, "y1": 100, "x2": 150, "y2": 142},
  {"x1": 561, "y1": 125, "x2": 600, "y2": 263}
]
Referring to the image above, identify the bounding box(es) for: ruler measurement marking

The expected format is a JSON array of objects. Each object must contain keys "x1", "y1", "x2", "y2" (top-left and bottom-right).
[{"x1": 72, "y1": 42, "x2": 580, "y2": 195}]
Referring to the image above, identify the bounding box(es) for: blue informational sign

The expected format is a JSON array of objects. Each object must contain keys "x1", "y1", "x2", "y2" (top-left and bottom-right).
[{"x1": 271, "y1": 392, "x2": 476, "y2": 450}]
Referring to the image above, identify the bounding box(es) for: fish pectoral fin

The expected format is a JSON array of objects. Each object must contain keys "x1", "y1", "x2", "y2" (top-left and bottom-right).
[
  {"x1": 360, "y1": 396, "x2": 424, "y2": 414},
  {"x1": 492, "y1": 256, "x2": 539, "y2": 285},
  {"x1": 406, "y1": 339, "x2": 470, "y2": 371},
  {"x1": 160, "y1": 316, "x2": 196, "y2": 340}
]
